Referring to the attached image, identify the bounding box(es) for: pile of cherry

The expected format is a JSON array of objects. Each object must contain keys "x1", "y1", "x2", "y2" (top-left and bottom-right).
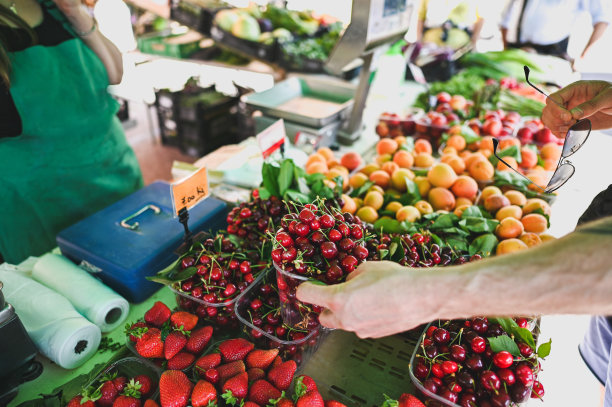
[{"x1": 412, "y1": 318, "x2": 544, "y2": 407}]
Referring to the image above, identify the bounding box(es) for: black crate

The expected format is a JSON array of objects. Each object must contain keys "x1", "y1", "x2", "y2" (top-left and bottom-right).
[
  {"x1": 210, "y1": 25, "x2": 278, "y2": 62},
  {"x1": 169, "y1": 0, "x2": 227, "y2": 36}
]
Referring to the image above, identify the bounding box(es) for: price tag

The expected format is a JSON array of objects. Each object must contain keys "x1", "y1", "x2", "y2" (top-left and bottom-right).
[
  {"x1": 171, "y1": 166, "x2": 209, "y2": 216},
  {"x1": 256, "y1": 119, "x2": 286, "y2": 159}
]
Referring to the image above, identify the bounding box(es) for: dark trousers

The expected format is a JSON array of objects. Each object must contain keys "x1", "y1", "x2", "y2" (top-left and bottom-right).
[{"x1": 508, "y1": 36, "x2": 570, "y2": 60}]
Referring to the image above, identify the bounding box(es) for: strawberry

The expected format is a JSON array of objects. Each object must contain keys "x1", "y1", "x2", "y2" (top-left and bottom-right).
[
  {"x1": 113, "y1": 376, "x2": 128, "y2": 392},
  {"x1": 170, "y1": 312, "x2": 198, "y2": 331},
  {"x1": 296, "y1": 391, "x2": 324, "y2": 407},
  {"x1": 112, "y1": 396, "x2": 141, "y2": 407},
  {"x1": 98, "y1": 381, "x2": 119, "y2": 407},
  {"x1": 267, "y1": 360, "x2": 297, "y2": 391},
  {"x1": 135, "y1": 328, "x2": 163, "y2": 359},
  {"x1": 159, "y1": 370, "x2": 193, "y2": 407},
  {"x1": 125, "y1": 322, "x2": 148, "y2": 343},
  {"x1": 271, "y1": 356, "x2": 282, "y2": 369},
  {"x1": 217, "y1": 360, "x2": 246, "y2": 383},
  {"x1": 245, "y1": 349, "x2": 279, "y2": 370},
  {"x1": 324, "y1": 401, "x2": 347, "y2": 407},
  {"x1": 204, "y1": 368, "x2": 219, "y2": 385},
  {"x1": 186, "y1": 326, "x2": 213, "y2": 354},
  {"x1": 398, "y1": 394, "x2": 425, "y2": 407},
  {"x1": 191, "y1": 380, "x2": 217, "y2": 407},
  {"x1": 221, "y1": 372, "x2": 249, "y2": 405},
  {"x1": 248, "y1": 380, "x2": 281, "y2": 406},
  {"x1": 219, "y1": 338, "x2": 254, "y2": 362},
  {"x1": 164, "y1": 331, "x2": 188, "y2": 360},
  {"x1": 143, "y1": 400, "x2": 159, "y2": 407},
  {"x1": 133, "y1": 375, "x2": 154, "y2": 398},
  {"x1": 294, "y1": 376, "x2": 317, "y2": 397},
  {"x1": 247, "y1": 368, "x2": 266, "y2": 382},
  {"x1": 242, "y1": 402, "x2": 259, "y2": 407},
  {"x1": 67, "y1": 396, "x2": 96, "y2": 407},
  {"x1": 195, "y1": 353, "x2": 222, "y2": 376},
  {"x1": 277, "y1": 399, "x2": 295, "y2": 407},
  {"x1": 144, "y1": 301, "x2": 172, "y2": 327},
  {"x1": 167, "y1": 352, "x2": 195, "y2": 370}
]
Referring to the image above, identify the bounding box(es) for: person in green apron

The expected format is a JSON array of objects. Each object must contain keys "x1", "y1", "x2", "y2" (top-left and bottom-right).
[{"x1": 0, "y1": 0, "x2": 143, "y2": 264}]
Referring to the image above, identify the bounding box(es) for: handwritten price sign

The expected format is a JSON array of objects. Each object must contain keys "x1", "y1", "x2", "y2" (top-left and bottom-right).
[
  {"x1": 172, "y1": 166, "x2": 209, "y2": 215},
  {"x1": 256, "y1": 119, "x2": 286, "y2": 159}
]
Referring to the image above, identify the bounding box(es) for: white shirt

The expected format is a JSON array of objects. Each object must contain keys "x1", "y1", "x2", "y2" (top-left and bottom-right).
[{"x1": 500, "y1": 0, "x2": 612, "y2": 45}]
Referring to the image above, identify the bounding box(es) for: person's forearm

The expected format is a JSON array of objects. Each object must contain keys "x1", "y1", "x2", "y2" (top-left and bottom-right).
[
  {"x1": 471, "y1": 18, "x2": 484, "y2": 46},
  {"x1": 62, "y1": 7, "x2": 123, "y2": 84},
  {"x1": 582, "y1": 22, "x2": 608, "y2": 59},
  {"x1": 431, "y1": 216, "x2": 612, "y2": 320},
  {"x1": 416, "y1": 19, "x2": 424, "y2": 42}
]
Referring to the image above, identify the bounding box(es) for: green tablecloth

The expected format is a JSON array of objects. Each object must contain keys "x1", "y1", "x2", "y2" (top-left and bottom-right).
[{"x1": 9, "y1": 287, "x2": 177, "y2": 407}]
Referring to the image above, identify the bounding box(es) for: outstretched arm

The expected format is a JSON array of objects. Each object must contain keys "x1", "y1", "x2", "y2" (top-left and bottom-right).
[{"x1": 297, "y1": 216, "x2": 612, "y2": 338}]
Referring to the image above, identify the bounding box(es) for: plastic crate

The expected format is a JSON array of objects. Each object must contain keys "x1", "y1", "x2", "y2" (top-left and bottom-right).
[
  {"x1": 84, "y1": 357, "x2": 162, "y2": 401},
  {"x1": 210, "y1": 25, "x2": 278, "y2": 62},
  {"x1": 137, "y1": 31, "x2": 201, "y2": 59},
  {"x1": 169, "y1": 0, "x2": 227, "y2": 36}
]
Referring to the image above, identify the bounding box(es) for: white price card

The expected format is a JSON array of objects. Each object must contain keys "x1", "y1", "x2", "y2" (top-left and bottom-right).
[{"x1": 256, "y1": 119, "x2": 286, "y2": 159}]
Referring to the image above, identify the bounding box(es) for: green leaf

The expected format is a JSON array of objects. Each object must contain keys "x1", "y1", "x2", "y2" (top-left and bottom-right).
[
  {"x1": 537, "y1": 338, "x2": 552, "y2": 358},
  {"x1": 400, "y1": 137, "x2": 415, "y2": 152},
  {"x1": 489, "y1": 145, "x2": 521, "y2": 167},
  {"x1": 262, "y1": 163, "x2": 280, "y2": 197},
  {"x1": 404, "y1": 178, "x2": 422, "y2": 203},
  {"x1": 461, "y1": 205, "x2": 484, "y2": 218},
  {"x1": 515, "y1": 327, "x2": 536, "y2": 349},
  {"x1": 430, "y1": 213, "x2": 459, "y2": 230},
  {"x1": 446, "y1": 236, "x2": 469, "y2": 252},
  {"x1": 373, "y1": 218, "x2": 408, "y2": 234},
  {"x1": 469, "y1": 233, "x2": 498, "y2": 256},
  {"x1": 306, "y1": 279, "x2": 328, "y2": 286},
  {"x1": 459, "y1": 217, "x2": 499, "y2": 233},
  {"x1": 258, "y1": 187, "x2": 271, "y2": 200},
  {"x1": 379, "y1": 248, "x2": 389, "y2": 259},
  {"x1": 351, "y1": 180, "x2": 375, "y2": 198},
  {"x1": 494, "y1": 170, "x2": 531, "y2": 190},
  {"x1": 306, "y1": 172, "x2": 326, "y2": 184},
  {"x1": 460, "y1": 125, "x2": 481, "y2": 144},
  {"x1": 278, "y1": 160, "x2": 295, "y2": 196},
  {"x1": 487, "y1": 335, "x2": 521, "y2": 357},
  {"x1": 491, "y1": 317, "x2": 519, "y2": 336},
  {"x1": 439, "y1": 227, "x2": 470, "y2": 236},
  {"x1": 333, "y1": 176, "x2": 344, "y2": 197},
  {"x1": 285, "y1": 190, "x2": 310, "y2": 204},
  {"x1": 531, "y1": 208, "x2": 551, "y2": 228},
  {"x1": 297, "y1": 177, "x2": 310, "y2": 195}
]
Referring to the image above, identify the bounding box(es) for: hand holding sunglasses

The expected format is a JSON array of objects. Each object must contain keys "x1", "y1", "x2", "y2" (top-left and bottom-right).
[{"x1": 493, "y1": 67, "x2": 592, "y2": 194}]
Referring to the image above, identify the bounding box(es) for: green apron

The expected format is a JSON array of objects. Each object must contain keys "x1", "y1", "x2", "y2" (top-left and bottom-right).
[{"x1": 0, "y1": 11, "x2": 143, "y2": 264}]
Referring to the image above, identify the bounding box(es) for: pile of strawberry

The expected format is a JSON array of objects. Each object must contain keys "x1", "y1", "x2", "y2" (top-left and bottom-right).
[
  {"x1": 67, "y1": 372, "x2": 156, "y2": 407},
  {"x1": 380, "y1": 393, "x2": 426, "y2": 407},
  {"x1": 159, "y1": 337, "x2": 346, "y2": 407},
  {"x1": 126, "y1": 302, "x2": 213, "y2": 370}
]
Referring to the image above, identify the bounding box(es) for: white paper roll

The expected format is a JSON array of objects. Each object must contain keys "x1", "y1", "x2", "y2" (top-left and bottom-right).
[
  {"x1": 31, "y1": 254, "x2": 130, "y2": 333},
  {"x1": 0, "y1": 268, "x2": 101, "y2": 369}
]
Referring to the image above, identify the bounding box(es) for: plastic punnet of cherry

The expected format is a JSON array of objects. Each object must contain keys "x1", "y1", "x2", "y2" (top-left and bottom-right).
[{"x1": 409, "y1": 317, "x2": 550, "y2": 407}]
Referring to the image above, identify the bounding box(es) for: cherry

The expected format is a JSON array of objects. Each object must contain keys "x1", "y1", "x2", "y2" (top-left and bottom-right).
[
  {"x1": 299, "y1": 209, "x2": 315, "y2": 224},
  {"x1": 493, "y1": 351, "x2": 514, "y2": 369},
  {"x1": 329, "y1": 229, "x2": 342, "y2": 242},
  {"x1": 181, "y1": 280, "x2": 193, "y2": 291},
  {"x1": 472, "y1": 317, "x2": 488, "y2": 334},
  {"x1": 518, "y1": 342, "x2": 534, "y2": 357},
  {"x1": 320, "y1": 214, "x2": 335, "y2": 229},
  {"x1": 199, "y1": 255, "x2": 211, "y2": 265},
  {"x1": 353, "y1": 245, "x2": 369, "y2": 260},
  {"x1": 515, "y1": 364, "x2": 534, "y2": 387},
  {"x1": 414, "y1": 362, "x2": 429, "y2": 380},
  {"x1": 431, "y1": 363, "x2": 444, "y2": 378},
  {"x1": 210, "y1": 267, "x2": 222, "y2": 281},
  {"x1": 341, "y1": 255, "x2": 358, "y2": 272},
  {"x1": 181, "y1": 256, "x2": 195, "y2": 269},
  {"x1": 239, "y1": 208, "x2": 252, "y2": 218},
  {"x1": 426, "y1": 325, "x2": 437, "y2": 337},
  {"x1": 442, "y1": 360, "x2": 458, "y2": 375},
  {"x1": 244, "y1": 273, "x2": 254, "y2": 284},
  {"x1": 206, "y1": 307, "x2": 218, "y2": 317},
  {"x1": 497, "y1": 368, "x2": 516, "y2": 385},
  {"x1": 490, "y1": 392, "x2": 510, "y2": 407},
  {"x1": 450, "y1": 344, "x2": 466, "y2": 362},
  {"x1": 266, "y1": 313, "x2": 280, "y2": 325},
  {"x1": 422, "y1": 378, "x2": 438, "y2": 395},
  {"x1": 471, "y1": 336, "x2": 486, "y2": 353},
  {"x1": 275, "y1": 326, "x2": 287, "y2": 337},
  {"x1": 295, "y1": 222, "x2": 310, "y2": 237},
  {"x1": 310, "y1": 220, "x2": 320, "y2": 230},
  {"x1": 282, "y1": 247, "x2": 297, "y2": 262},
  {"x1": 191, "y1": 287, "x2": 203, "y2": 298},
  {"x1": 260, "y1": 284, "x2": 272, "y2": 295},
  {"x1": 239, "y1": 261, "x2": 251, "y2": 274},
  {"x1": 456, "y1": 371, "x2": 474, "y2": 388},
  {"x1": 203, "y1": 293, "x2": 216, "y2": 303},
  {"x1": 298, "y1": 243, "x2": 315, "y2": 258},
  {"x1": 423, "y1": 338, "x2": 433, "y2": 347},
  {"x1": 460, "y1": 394, "x2": 477, "y2": 407},
  {"x1": 321, "y1": 242, "x2": 338, "y2": 259},
  {"x1": 509, "y1": 384, "x2": 530, "y2": 403},
  {"x1": 339, "y1": 238, "x2": 355, "y2": 252},
  {"x1": 271, "y1": 249, "x2": 283, "y2": 263},
  {"x1": 257, "y1": 218, "x2": 269, "y2": 231},
  {"x1": 449, "y1": 383, "x2": 462, "y2": 393},
  {"x1": 515, "y1": 317, "x2": 529, "y2": 328},
  {"x1": 438, "y1": 389, "x2": 458, "y2": 403},
  {"x1": 338, "y1": 223, "x2": 350, "y2": 237},
  {"x1": 310, "y1": 231, "x2": 326, "y2": 244},
  {"x1": 481, "y1": 370, "x2": 501, "y2": 391},
  {"x1": 425, "y1": 345, "x2": 438, "y2": 359},
  {"x1": 276, "y1": 232, "x2": 293, "y2": 248},
  {"x1": 250, "y1": 299, "x2": 263, "y2": 310},
  {"x1": 350, "y1": 226, "x2": 363, "y2": 240},
  {"x1": 326, "y1": 265, "x2": 343, "y2": 282},
  {"x1": 465, "y1": 355, "x2": 484, "y2": 371},
  {"x1": 433, "y1": 328, "x2": 450, "y2": 344}
]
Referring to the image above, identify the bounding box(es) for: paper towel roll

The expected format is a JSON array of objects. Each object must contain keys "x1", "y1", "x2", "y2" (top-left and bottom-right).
[
  {"x1": 31, "y1": 254, "x2": 130, "y2": 333},
  {"x1": 0, "y1": 268, "x2": 101, "y2": 369}
]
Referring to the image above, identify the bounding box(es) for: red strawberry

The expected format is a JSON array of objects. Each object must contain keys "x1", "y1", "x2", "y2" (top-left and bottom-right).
[
  {"x1": 133, "y1": 375, "x2": 154, "y2": 398},
  {"x1": 277, "y1": 399, "x2": 295, "y2": 407},
  {"x1": 217, "y1": 360, "x2": 246, "y2": 383},
  {"x1": 170, "y1": 312, "x2": 198, "y2": 331},
  {"x1": 267, "y1": 360, "x2": 297, "y2": 391},
  {"x1": 113, "y1": 376, "x2": 128, "y2": 392},
  {"x1": 98, "y1": 381, "x2": 119, "y2": 407},
  {"x1": 195, "y1": 353, "x2": 221, "y2": 376},
  {"x1": 113, "y1": 396, "x2": 141, "y2": 407},
  {"x1": 296, "y1": 391, "x2": 324, "y2": 407},
  {"x1": 167, "y1": 352, "x2": 195, "y2": 370},
  {"x1": 325, "y1": 401, "x2": 347, "y2": 407},
  {"x1": 247, "y1": 368, "x2": 266, "y2": 382},
  {"x1": 143, "y1": 400, "x2": 159, "y2": 407},
  {"x1": 159, "y1": 370, "x2": 193, "y2": 407},
  {"x1": 294, "y1": 376, "x2": 317, "y2": 397},
  {"x1": 191, "y1": 380, "x2": 217, "y2": 407},
  {"x1": 67, "y1": 396, "x2": 95, "y2": 407},
  {"x1": 204, "y1": 368, "x2": 219, "y2": 385},
  {"x1": 221, "y1": 372, "x2": 249, "y2": 405},
  {"x1": 398, "y1": 394, "x2": 425, "y2": 407},
  {"x1": 144, "y1": 301, "x2": 172, "y2": 327},
  {"x1": 248, "y1": 380, "x2": 281, "y2": 406},
  {"x1": 126, "y1": 322, "x2": 148, "y2": 343},
  {"x1": 186, "y1": 326, "x2": 213, "y2": 354},
  {"x1": 164, "y1": 331, "x2": 188, "y2": 360},
  {"x1": 135, "y1": 328, "x2": 163, "y2": 359},
  {"x1": 242, "y1": 402, "x2": 259, "y2": 407},
  {"x1": 246, "y1": 349, "x2": 279, "y2": 370},
  {"x1": 271, "y1": 355, "x2": 282, "y2": 368},
  {"x1": 219, "y1": 338, "x2": 254, "y2": 362}
]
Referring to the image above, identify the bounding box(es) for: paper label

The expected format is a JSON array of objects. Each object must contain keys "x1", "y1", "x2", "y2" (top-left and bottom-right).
[
  {"x1": 256, "y1": 119, "x2": 286, "y2": 159},
  {"x1": 172, "y1": 166, "x2": 209, "y2": 215}
]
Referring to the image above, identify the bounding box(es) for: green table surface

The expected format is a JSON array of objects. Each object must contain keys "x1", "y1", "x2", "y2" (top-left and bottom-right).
[{"x1": 9, "y1": 287, "x2": 177, "y2": 407}]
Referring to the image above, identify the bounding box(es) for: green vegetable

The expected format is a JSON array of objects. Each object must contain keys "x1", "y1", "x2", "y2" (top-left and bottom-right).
[
  {"x1": 262, "y1": 5, "x2": 319, "y2": 36},
  {"x1": 414, "y1": 71, "x2": 485, "y2": 110}
]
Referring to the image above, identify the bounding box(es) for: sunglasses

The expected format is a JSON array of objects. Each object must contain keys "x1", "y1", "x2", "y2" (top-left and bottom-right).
[{"x1": 493, "y1": 66, "x2": 592, "y2": 193}]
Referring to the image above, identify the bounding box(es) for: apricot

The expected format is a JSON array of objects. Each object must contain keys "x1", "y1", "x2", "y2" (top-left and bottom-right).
[
  {"x1": 480, "y1": 186, "x2": 503, "y2": 202},
  {"x1": 456, "y1": 197, "x2": 474, "y2": 207},
  {"x1": 363, "y1": 191, "x2": 384, "y2": 210},
  {"x1": 414, "y1": 176, "x2": 431, "y2": 198},
  {"x1": 356, "y1": 206, "x2": 378, "y2": 223},
  {"x1": 521, "y1": 213, "x2": 548, "y2": 233},
  {"x1": 543, "y1": 158, "x2": 558, "y2": 171},
  {"x1": 469, "y1": 159, "x2": 495, "y2": 182},
  {"x1": 540, "y1": 142, "x2": 562, "y2": 161},
  {"x1": 360, "y1": 163, "x2": 380, "y2": 176},
  {"x1": 385, "y1": 201, "x2": 403, "y2": 214},
  {"x1": 327, "y1": 168, "x2": 348, "y2": 190},
  {"x1": 451, "y1": 175, "x2": 478, "y2": 200},
  {"x1": 519, "y1": 232, "x2": 542, "y2": 247},
  {"x1": 327, "y1": 159, "x2": 341, "y2": 169},
  {"x1": 392, "y1": 168, "x2": 415, "y2": 191},
  {"x1": 495, "y1": 205, "x2": 523, "y2": 221},
  {"x1": 393, "y1": 150, "x2": 414, "y2": 168},
  {"x1": 353, "y1": 197, "x2": 363, "y2": 210},
  {"x1": 497, "y1": 157, "x2": 518, "y2": 172},
  {"x1": 317, "y1": 147, "x2": 335, "y2": 162},
  {"x1": 306, "y1": 153, "x2": 326, "y2": 167},
  {"x1": 396, "y1": 206, "x2": 421, "y2": 222},
  {"x1": 368, "y1": 185, "x2": 385, "y2": 195},
  {"x1": 382, "y1": 161, "x2": 400, "y2": 176},
  {"x1": 414, "y1": 138, "x2": 433, "y2": 154},
  {"x1": 349, "y1": 173, "x2": 369, "y2": 189},
  {"x1": 465, "y1": 152, "x2": 487, "y2": 169},
  {"x1": 427, "y1": 163, "x2": 458, "y2": 189},
  {"x1": 394, "y1": 135, "x2": 407, "y2": 146},
  {"x1": 454, "y1": 204, "x2": 472, "y2": 218},
  {"x1": 478, "y1": 149, "x2": 493, "y2": 158},
  {"x1": 415, "y1": 200, "x2": 434, "y2": 215},
  {"x1": 504, "y1": 190, "x2": 527, "y2": 207},
  {"x1": 539, "y1": 233, "x2": 556, "y2": 242},
  {"x1": 377, "y1": 138, "x2": 399, "y2": 155},
  {"x1": 428, "y1": 187, "x2": 456, "y2": 211},
  {"x1": 376, "y1": 154, "x2": 393, "y2": 166},
  {"x1": 499, "y1": 138, "x2": 521, "y2": 150},
  {"x1": 447, "y1": 135, "x2": 467, "y2": 151},
  {"x1": 459, "y1": 150, "x2": 472, "y2": 161},
  {"x1": 442, "y1": 146, "x2": 458, "y2": 155},
  {"x1": 306, "y1": 161, "x2": 328, "y2": 175},
  {"x1": 340, "y1": 152, "x2": 362, "y2": 171},
  {"x1": 520, "y1": 147, "x2": 538, "y2": 169},
  {"x1": 522, "y1": 198, "x2": 552, "y2": 216},
  {"x1": 496, "y1": 238, "x2": 528, "y2": 255},
  {"x1": 414, "y1": 153, "x2": 435, "y2": 168},
  {"x1": 446, "y1": 155, "x2": 466, "y2": 175},
  {"x1": 484, "y1": 194, "x2": 511, "y2": 214},
  {"x1": 525, "y1": 171, "x2": 547, "y2": 192},
  {"x1": 479, "y1": 136, "x2": 494, "y2": 152},
  {"x1": 341, "y1": 195, "x2": 357, "y2": 215},
  {"x1": 496, "y1": 217, "x2": 524, "y2": 239},
  {"x1": 369, "y1": 170, "x2": 391, "y2": 189}
]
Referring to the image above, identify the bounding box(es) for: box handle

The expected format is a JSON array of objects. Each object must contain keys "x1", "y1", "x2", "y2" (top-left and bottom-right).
[{"x1": 120, "y1": 204, "x2": 161, "y2": 230}]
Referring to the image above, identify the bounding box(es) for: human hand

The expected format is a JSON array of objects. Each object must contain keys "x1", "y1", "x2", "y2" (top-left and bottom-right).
[
  {"x1": 296, "y1": 261, "x2": 441, "y2": 338},
  {"x1": 52, "y1": 0, "x2": 85, "y2": 18},
  {"x1": 541, "y1": 80, "x2": 612, "y2": 137}
]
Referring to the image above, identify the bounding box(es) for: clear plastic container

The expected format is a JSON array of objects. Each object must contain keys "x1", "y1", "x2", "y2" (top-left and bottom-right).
[
  {"x1": 83, "y1": 357, "x2": 161, "y2": 401},
  {"x1": 234, "y1": 270, "x2": 326, "y2": 366},
  {"x1": 273, "y1": 261, "x2": 317, "y2": 329}
]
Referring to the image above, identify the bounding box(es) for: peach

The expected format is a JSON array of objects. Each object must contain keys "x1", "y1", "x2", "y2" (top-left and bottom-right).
[
  {"x1": 377, "y1": 138, "x2": 399, "y2": 155},
  {"x1": 521, "y1": 213, "x2": 548, "y2": 233},
  {"x1": 495, "y1": 205, "x2": 523, "y2": 221},
  {"x1": 369, "y1": 170, "x2": 391, "y2": 189},
  {"x1": 340, "y1": 152, "x2": 362, "y2": 171},
  {"x1": 539, "y1": 233, "x2": 556, "y2": 242},
  {"x1": 414, "y1": 139, "x2": 433, "y2": 154},
  {"x1": 429, "y1": 187, "x2": 456, "y2": 211},
  {"x1": 446, "y1": 155, "x2": 466, "y2": 174},
  {"x1": 393, "y1": 150, "x2": 415, "y2": 169},
  {"x1": 428, "y1": 163, "x2": 458, "y2": 189},
  {"x1": 496, "y1": 217, "x2": 524, "y2": 239},
  {"x1": 394, "y1": 135, "x2": 407, "y2": 146},
  {"x1": 396, "y1": 206, "x2": 421, "y2": 222},
  {"x1": 442, "y1": 146, "x2": 458, "y2": 155},
  {"x1": 478, "y1": 149, "x2": 493, "y2": 158},
  {"x1": 368, "y1": 185, "x2": 385, "y2": 195},
  {"x1": 356, "y1": 206, "x2": 378, "y2": 223},
  {"x1": 465, "y1": 152, "x2": 487, "y2": 169},
  {"x1": 327, "y1": 168, "x2": 348, "y2": 190},
  {"x1": 451, "y1": 175, "x2": 478, "y2": 200},
  {"x1": 496, "y1": 238, "x2": 528, "y2": 255},
  {"x1": 363, "y1": 190, "x2": 384, "y2": 210},
  {"x1": 519, "y1": 232, "x2": 542, "y2": 247},
  {"x1": 504, "y1": 190, "x2": 527, "y2": 207},
  {"x1": 484, "y1": 194, "x2": 511, "y2": 214}
]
